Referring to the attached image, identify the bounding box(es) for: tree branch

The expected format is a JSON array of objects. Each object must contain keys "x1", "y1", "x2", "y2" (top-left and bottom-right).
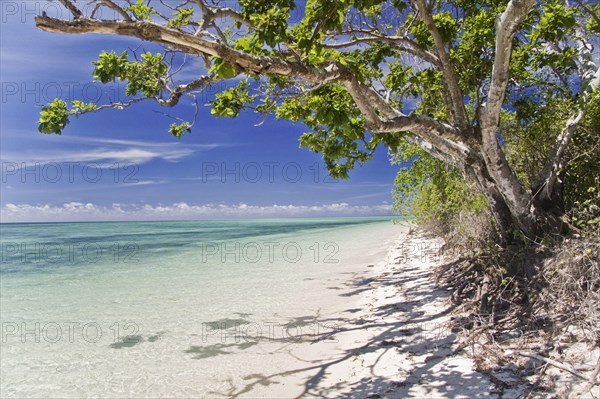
[
  {"x1": 35, "y1": 16, "x2": 329, "y2": 82},
  {"x1": 34, "y1": 14, "x2": 401, "y2": 125},
  {"x1": 76, "y1": 97, "x2": 147, "y2": 115},
  {"x1": 323, "y1": 33, "x2": 441, "y2": 67},
  {"x1": 340, "y1": 71, "x2": 470, "y2": 161},
  {"x1": 405, "y1": 135, "x2": 463, "y2": 168},
  {"x1": 514, "y1": 351, "x2": 593, "y2": 381},
  {"x1": 342, "y1": 78, "x2": 380, "y2": 126},
  {"x1": 412, "y1": 0, "x2": 468, "y2": 128},
  {"x1": 159, "y1": 75, "x2": 220, "y2": 107},
  {"x1": 35, "y1": 14, "x2": 473, "y2": 178},
  {"x1": 477, "y1": 0, "x2": 536, "y2": 228},
  {"x1": 481, "y1": 0, "x2": 535, "y2": 135},
  {"x1": 57, "y1": 0, "x2": 82, "y2": 19},
  {"x1": 536, "y1": 67, "x2": 600, "y2": 199},
  {"x1": 75, "y1": 75, "x2": 217, "y2": 115},
  {"x1": 201, "y1": 2, "x2": 253, "y2": 28},
  {"x1": 98, "y1": 0, "x2": 133, "y2": 22},
  {"x1": 373, "y1": 114, "x2": 472, "y2": 162},
  {"x1": 574, "y1": 0, "x2": 600, "y2": 31}
]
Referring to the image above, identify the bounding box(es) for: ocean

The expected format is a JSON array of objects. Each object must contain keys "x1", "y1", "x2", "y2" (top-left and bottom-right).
[{"x1": 0, "y1": 217, "x2": 403, "y2": 397}]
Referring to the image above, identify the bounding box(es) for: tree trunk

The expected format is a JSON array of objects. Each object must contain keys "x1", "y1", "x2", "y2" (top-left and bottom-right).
[
  {"x1": 464, "y1": 162, "x2": 518, "y2": 243},
  {"x1": 465, "y1": 149, "x2": 565, "y2": 243}
]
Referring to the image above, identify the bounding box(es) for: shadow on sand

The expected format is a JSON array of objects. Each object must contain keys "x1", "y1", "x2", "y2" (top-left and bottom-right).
[{"x1": 193, "y1": 245, "x2": 496, "y2": 398}]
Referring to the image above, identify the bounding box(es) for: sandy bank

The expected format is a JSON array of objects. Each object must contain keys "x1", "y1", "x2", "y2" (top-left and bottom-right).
[{"x1": 235, "y1": 227, "x2": 502, "y2": 398}]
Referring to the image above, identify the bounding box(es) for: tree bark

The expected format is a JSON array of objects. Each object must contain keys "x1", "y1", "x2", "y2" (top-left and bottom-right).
[{"x1": 464, "y1": 162, "x2": 518, "y2": 242}]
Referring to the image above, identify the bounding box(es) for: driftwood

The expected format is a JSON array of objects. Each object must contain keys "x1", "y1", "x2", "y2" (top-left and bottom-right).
[{"x1": 512, "y1": 350, "x2": 596, "y2": 382}]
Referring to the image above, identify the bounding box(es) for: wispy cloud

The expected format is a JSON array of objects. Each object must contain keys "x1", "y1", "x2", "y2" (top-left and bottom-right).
[
  {"x1": 1, "y1": 136, "x2": 223, "y2": 165},
  {"x1": 66, "y1": 136, "x2": 223, "y2": 150},
  {"x1": 1, "y1": 148, "x2": 192, "y2": 166},
  {"x1": 1, "y1": 201, "x2": 393, "y2": 222},
  {"x1": 125, "y1": 180, "x2": 168, "y2": 186},
  {"x1": 345, "y1": 191, "x2": 392, "y2": 201}
]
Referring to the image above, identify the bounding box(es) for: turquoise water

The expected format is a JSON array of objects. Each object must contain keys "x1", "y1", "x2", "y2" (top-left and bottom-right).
[
  {"x1": 1, "y1": 218, "x2": 386, "y2": 274},
  {"x1": 0, "y1": 217, "x2": 403, "y2": 397}
]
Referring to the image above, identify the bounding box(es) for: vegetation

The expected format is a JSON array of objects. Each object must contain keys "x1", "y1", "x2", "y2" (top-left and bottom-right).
[
  {"x1": 395, "y1": 81, "x2": 600, "y2": 247},
  {"x1": 392, "y1": 140, "x2": 492, "y2": 245}
]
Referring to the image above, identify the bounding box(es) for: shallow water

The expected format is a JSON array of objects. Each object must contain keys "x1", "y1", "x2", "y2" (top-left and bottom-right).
[{"x1": 0, "y1": 217, "x2": 403, "y2": 397}]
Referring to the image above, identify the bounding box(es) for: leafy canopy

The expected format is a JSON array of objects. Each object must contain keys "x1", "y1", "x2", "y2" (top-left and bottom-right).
[{"x1": 37, "y1": 0, "x2": 599, "y2": 207}]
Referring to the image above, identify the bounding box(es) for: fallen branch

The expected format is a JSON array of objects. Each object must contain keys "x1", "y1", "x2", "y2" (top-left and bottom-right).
[{"x1": 512, "y1": 350, "x2": 595, "y2": 382}]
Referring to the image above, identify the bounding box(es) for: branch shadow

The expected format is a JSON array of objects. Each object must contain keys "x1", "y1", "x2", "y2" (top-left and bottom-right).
[{"x1": 206, "y1": 252, "x2": 494, "y2": 398}]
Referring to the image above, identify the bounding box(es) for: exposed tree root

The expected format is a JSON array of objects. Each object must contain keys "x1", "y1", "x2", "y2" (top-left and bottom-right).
[{"x1": 435, "y1": 235, "x2": 600, "y2": 396}]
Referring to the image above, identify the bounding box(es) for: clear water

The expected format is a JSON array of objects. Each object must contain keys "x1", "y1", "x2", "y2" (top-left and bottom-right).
[{"x1": 0, "y1": 217, "x2": 402, "y2": 397}]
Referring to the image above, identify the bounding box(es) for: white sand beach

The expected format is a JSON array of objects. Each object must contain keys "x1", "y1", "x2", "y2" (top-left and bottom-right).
[{"x1": 224, "y1": 227, "x2": 500, "y2": 398}]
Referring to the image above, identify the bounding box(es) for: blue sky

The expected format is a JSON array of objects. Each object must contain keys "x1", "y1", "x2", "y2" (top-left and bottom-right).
[{"x1": 0, "y1": 1, "x2": 399, "y2": 222}]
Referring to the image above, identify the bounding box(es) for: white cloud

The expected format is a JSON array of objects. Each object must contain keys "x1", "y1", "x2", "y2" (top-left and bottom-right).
[
  {"x1": 125, "y1": 180, "x2": 168, "y2": 186},
  {"x1": 0, "y1": 136, "x2": 222, "y2": 165},
  {"x1": 66, "y1": 137, "x2": 224, "y2": 151},
  {"x1": 0, "y1": 202, "x2": 393, "y2": 222}
]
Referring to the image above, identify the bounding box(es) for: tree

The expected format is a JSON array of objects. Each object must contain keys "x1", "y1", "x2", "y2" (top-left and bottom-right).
[{"x1": 35, "y1": 0, "x2": 599, "y2": 242}]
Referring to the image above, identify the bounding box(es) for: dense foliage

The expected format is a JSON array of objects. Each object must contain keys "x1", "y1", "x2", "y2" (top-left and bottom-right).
[{"x1": 392, "y1": 143, "x2": 491, "y2": 243}]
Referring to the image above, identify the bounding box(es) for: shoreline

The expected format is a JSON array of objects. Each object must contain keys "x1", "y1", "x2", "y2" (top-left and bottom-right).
[
  {"x1": 236, "y1": 225, "x2": 500, "y2": 398},
  {"x1": 0, "y1": 219, "x2": 403, "y2": 398},
  {"x1": 262, "y1": 227, "x2": 598, "y2": 399}
]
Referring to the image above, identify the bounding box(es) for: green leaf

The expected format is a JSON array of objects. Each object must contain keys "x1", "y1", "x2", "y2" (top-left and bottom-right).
[
  {"x1": 166, "y1": 7, "x2": 194, "y2": 29},
  {"x1": 209, "y1": 58, "x2": 239, "y2": 79},
  {"x1": 125, "y1": 0, "x2": 159, "y2": 21},
  {"x1": 38, "y1": 99, "x2": 70, "y2": 135},
  {"x1": 92, "y1": 50, "x2": 128, "y2": 83},
  {"x1": 169, "y1": 122, "x2": 192, "y2": 138},
  {"x1": 209, "y1": 81, "x2": 255, "y2": 118}
]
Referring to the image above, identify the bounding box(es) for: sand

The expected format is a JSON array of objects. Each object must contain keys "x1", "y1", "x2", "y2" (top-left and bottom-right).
[{"x1": 232, "y1": 227, "x2": 502, "y2": 398}]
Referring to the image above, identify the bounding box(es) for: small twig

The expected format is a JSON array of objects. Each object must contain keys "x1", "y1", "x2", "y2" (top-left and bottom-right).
[
  {"x1": 513, "y1": 351, "x2": 594, "y2": 382},
  {"x1": 100, "y1": 0, "x2": 133, "y2": 22},
  {"x1": 575, "y1": 357, "x2": 600, "y2": 399},
  {"x1": 452, "y1": 324, "x2": 490, "y2": 355}
]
